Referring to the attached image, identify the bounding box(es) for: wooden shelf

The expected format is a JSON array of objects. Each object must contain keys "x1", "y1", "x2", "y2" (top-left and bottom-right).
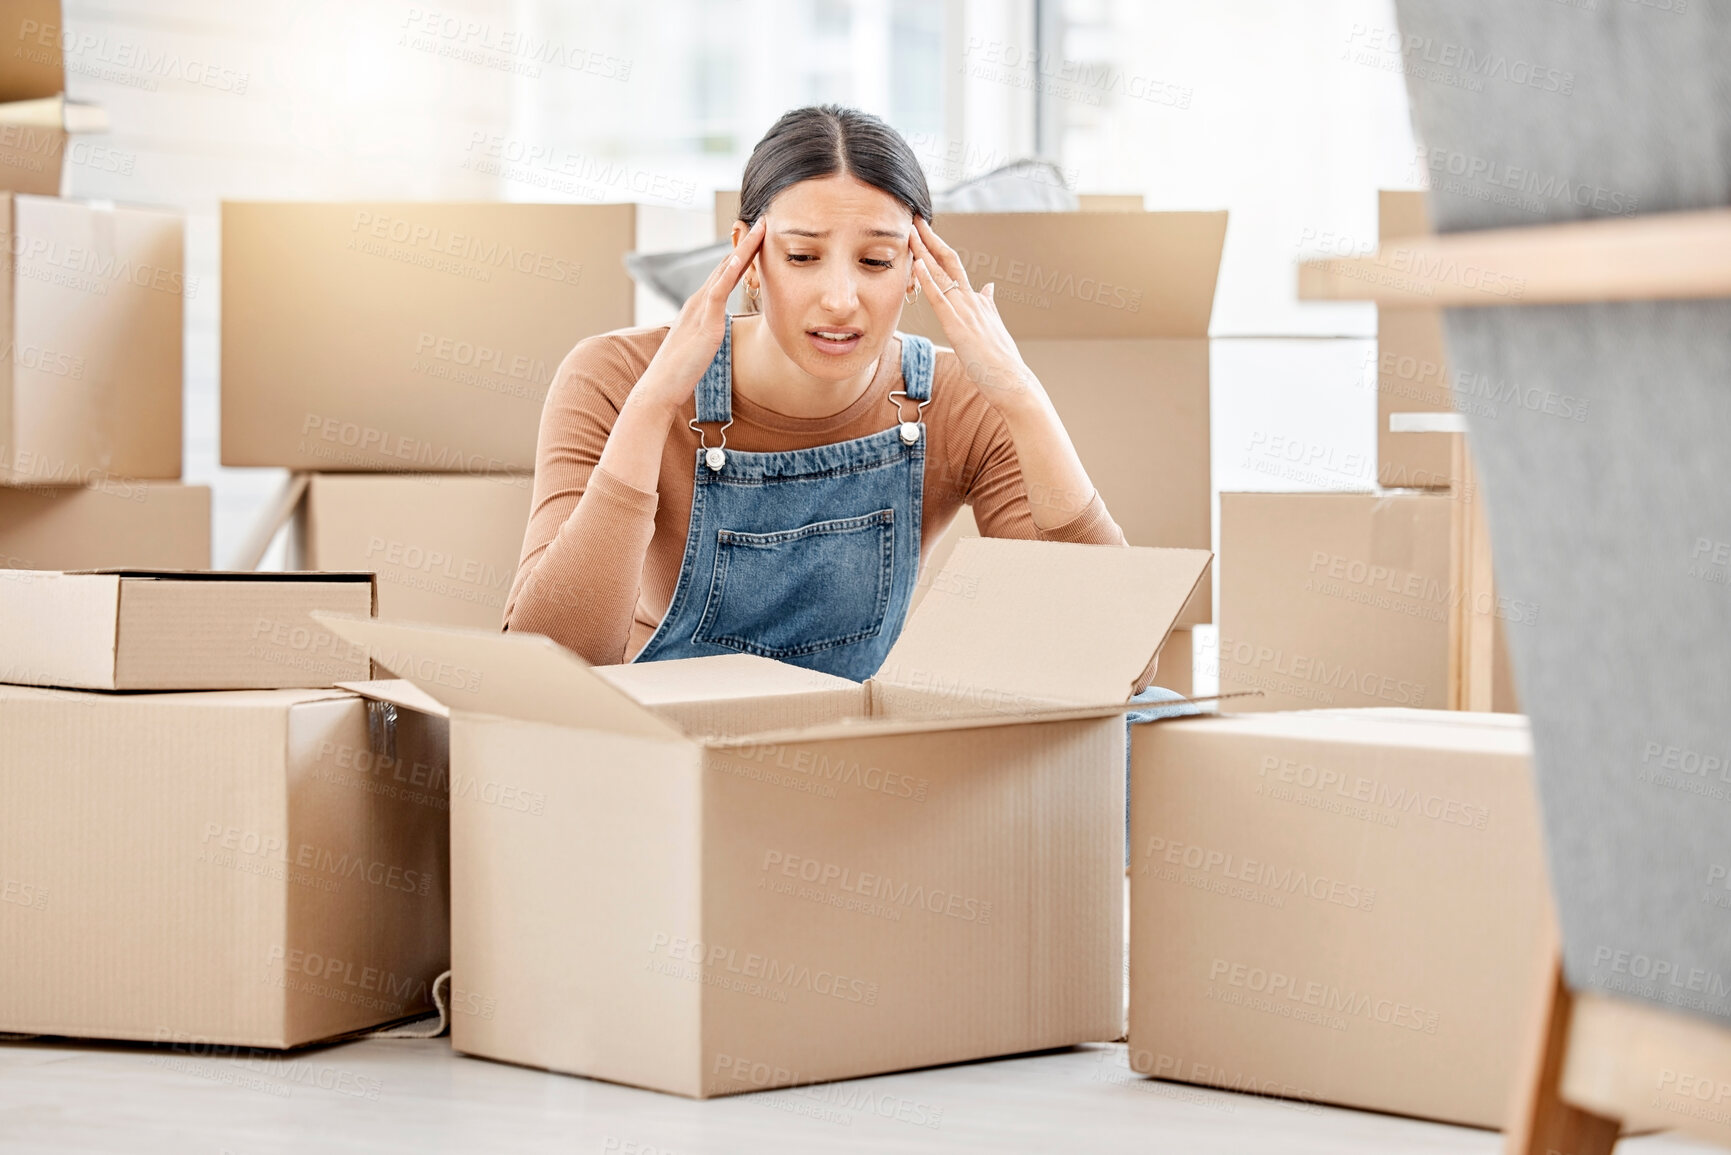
[{"x1": 1298, "y1": 208, "x2": 1731, "y2": 308}]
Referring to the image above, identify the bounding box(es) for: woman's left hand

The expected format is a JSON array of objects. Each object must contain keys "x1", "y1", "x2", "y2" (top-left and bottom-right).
[{"x1": 909, "y1": 217, "x2": 1039, "y2": 413}]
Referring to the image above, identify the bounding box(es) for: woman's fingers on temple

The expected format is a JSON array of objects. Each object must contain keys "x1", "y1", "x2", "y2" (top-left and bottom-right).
[
  {"x1": 915, "y1": 217, "x2": 970, "y2": 289},
  {"x1": 912, "y1": 257, "x2": 954, "y2": 314}
]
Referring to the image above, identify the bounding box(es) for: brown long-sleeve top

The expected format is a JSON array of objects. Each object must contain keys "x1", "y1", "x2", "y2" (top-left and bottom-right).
[{"x1": 503, "y1": 325, "x2": 1127, "y2": 664}]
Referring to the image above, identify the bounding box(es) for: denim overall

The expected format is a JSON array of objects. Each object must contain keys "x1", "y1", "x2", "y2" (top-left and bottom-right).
[{"x1": 631, "y1": 316, "x2": 933, "y2": 681}]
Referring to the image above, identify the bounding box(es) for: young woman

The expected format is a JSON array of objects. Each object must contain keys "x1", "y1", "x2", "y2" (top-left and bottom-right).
[{"x1": 504, "y1": 104, "x2": 1184, "y2": 700}]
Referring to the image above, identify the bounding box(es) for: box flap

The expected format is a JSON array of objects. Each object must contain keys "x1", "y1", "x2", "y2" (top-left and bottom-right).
[
  {"x1": 592, "y1": 652, "x2": 860, "y2": 706},
  {"x1": 897, "y1": 210, "x2": 1227, "y2": 338},
  {"x1": 335, "y1": 678, "x2": 451, "y2": 719},
  {"x1": 313, "y1": 613, "x2": 685, "y2": 742},
  {"x1": 876, "y1": 538, "x2": 1212, "y2": 707}
]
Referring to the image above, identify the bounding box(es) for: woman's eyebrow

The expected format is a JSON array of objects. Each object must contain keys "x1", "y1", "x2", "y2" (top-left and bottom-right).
[{"x1": 774, "y1": 227, "x2": 907, "y2": 239}]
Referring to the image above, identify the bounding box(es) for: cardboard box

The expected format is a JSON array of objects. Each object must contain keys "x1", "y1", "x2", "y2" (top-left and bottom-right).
[
  {"x1": 0, "y1": 96, "x2": 107, "y2": 196},
  {"x1": 2, "y1": 193, "x2": 184, "y2": 484},
  {"x1": 0, "y1": 683, "x2": 450, "y2": 1046},
  {"x1": 320, "y1": 536, "x2": 1211, "y2": 1097},
  {"x1": 287, "y1": 473, "x2": 533, "y2": 631},
  {"x1": 899, "y1": 212, "x2": 1221, "y2": 622},
  {"x1": 221, "y1": 202, "x2": 707, "y2": 471},
  {"x1": 1127, "y1": 708, "x2": 1551, "y2": 1127},
  {"x1": 1217, "y1": 491, "x2": 1522, "y2": 713},
  {"x1": 1377, "y1": 190, "x2": 1454, "y2": 490},
  {"x1": 0, "y1": 481, "x2": 209, "y2": 569},
  {"x1": 0, "y1": 569, "x2": 375, "y2": 690},
  {"x1": 0, "y1": 2, "x2": 64, "y2": 104}
]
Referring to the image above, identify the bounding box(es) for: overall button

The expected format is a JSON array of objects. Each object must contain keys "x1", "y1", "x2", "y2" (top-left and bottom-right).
[
  {"x1": 899, "y1": 422, "x2": 921, "y2": 444},
  {"x1": 705, "y1": 447, "x2": 727, "y2": 471}
]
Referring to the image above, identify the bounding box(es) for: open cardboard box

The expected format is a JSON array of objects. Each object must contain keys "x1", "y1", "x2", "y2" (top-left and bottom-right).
[{"x1": 318, "y1": 536, "x2": 1211, "y2": 1097}]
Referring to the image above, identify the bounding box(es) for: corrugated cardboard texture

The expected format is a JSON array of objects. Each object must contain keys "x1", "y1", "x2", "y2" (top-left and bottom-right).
[
  {"x1": 221, "y1": 202, "x2": 638, "y2": 471},
  {"x1": 295, "y1": 473, "x2": 533, "y2": 630},
  {"x1": 0, "y1": 3, "x2": 63, "y2": 103},
  {"x1": 896, "y1": 212, "x2": 1223, "y2": 340},
  {"x1": 0, "y1": 686, "x2": 450, "y2": 1046},
  {"x1": 1393, "y1": 0, "x2": 1731, "y2": 1030},
  {"x1": 449, "y1": 718, "x2": 706, "y2": 1092},
  {"x1": 3, "y1": 195, "x2": 183, "y2": 484},
  {"x1": 1128, "y1": 709, "x2": 1551, "y2": 1127},
  {"x1": 878, "y1": 537, "x2": 1209, "y2": 713},
  {"x1": 445, "y1": 709, "x2": 1123, "y2": 1098},
  {"x1": 1376, "y1": 191, "x2": 1454, "y2": 490},
  {"x1": 0, "y1": 482, "x2": 209, "y2": 569},
  {"x1": 0, "y1": 571, "x2": 374, "y2": 690}
]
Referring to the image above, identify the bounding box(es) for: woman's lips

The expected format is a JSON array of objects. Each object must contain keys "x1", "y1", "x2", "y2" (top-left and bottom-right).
[{"x1": 806, "y1": 328, "x2": 863, "y2": 356}]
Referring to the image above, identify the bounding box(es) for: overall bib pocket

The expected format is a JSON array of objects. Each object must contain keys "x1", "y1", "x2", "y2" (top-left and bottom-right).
[{"x1": 693, "y1": 509, "x2": 896, "y2": 659}]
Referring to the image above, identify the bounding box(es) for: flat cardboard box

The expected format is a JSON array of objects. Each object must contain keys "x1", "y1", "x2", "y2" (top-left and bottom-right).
[
  {"x1": 0, "y1": 481, "x2": 209, "y2": 569},
  {"x1": 1127, "y1": 708, "x2": 1551, "y2": 1127},
  {"x1": 1217, "y1": 491, "x2": 1521, "y2": 713},
  {"x1": 221, "y1": 202, "x2": 707, "y2": 471},
  {"x1": 287, "y1": 473, "x2": 533, "y2": 631},
  {"x1": 1, "y1": 193, "x2": 184, "y2": 484},
  {"x1": 0, "y1": 2, "x2": 63, "y2": 103},
  {"x1": 0, "y1": 569, "x2": 376, "y2": 691},
  {"x1": 1377, "y1": 190, "x2": 1454, "y2": 489},
  {"x1": 320, "y1": 536, "x2": 1212, "y2": 1098},
  {"x1": 0, "y1": 684, "x2": 450, "y2": 1046}
]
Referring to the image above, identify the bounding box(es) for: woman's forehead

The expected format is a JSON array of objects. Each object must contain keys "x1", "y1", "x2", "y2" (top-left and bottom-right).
[{"x1": 767, "y1": 175, "x2": 912, "y2": 238}]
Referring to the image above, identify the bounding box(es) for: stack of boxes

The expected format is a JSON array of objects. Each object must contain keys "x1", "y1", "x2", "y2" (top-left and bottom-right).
[
  {"x1": 0, "y1": 0, "x2": 208, "y2": 569},
  {"x1": 0, "y1": 570, "x2": 451, "y2": 1046},
  {"x1": 223, "y1": 201, "x2": 710, "y2": 627},
  {"x1": 1216, "y1": 191, "x2": 1521, "y2": 715},
  {"x1": 1124, "y1": 190, "x2": 1550, "y2": 1128}
]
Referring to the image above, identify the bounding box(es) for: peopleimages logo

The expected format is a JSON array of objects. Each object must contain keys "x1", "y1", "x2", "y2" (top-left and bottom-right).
[{"x1": 760, "y1": 850, "x2": 993, "y2": 924}]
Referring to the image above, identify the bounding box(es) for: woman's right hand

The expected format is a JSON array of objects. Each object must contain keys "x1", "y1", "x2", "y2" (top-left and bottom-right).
[{"x1": 635, "y1": 218, "x2": 765, "y2": 412}]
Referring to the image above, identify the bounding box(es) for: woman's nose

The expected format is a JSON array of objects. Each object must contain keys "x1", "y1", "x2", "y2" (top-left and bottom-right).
[{"x1": 818, "y1": 266, "x2": 860, "y2": 314}]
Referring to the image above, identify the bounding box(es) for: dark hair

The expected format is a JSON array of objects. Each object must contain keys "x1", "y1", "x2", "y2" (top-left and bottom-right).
[{"x1": 738, "y1": 105, "x2": 933, "y2": 226}]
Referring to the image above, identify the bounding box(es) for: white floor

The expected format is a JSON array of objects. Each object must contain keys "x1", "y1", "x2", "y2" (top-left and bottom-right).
[{"x1": 1, "y1": 1036, "x2": 1724, "y2": 1155}]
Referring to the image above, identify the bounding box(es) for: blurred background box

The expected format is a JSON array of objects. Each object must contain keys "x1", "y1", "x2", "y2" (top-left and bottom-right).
[
  {"x1": 1217, "y1": 491, "x2": 1518, "y2": 714},
  {"x1": 220, "y1": 202, "x2": 708, "y2": 472},
  {"x1": 2, "y1": 192, "x2": 183, "y2": 484},
  {"x1": 1376, "y1": 190, "x2": 1455, "y2": 490},
  {"x1": 287, "y1": 472, "x2": 533, "y2": 630},
  {"x1": 1128, "y1": 708, "x2": 1550, "y2": 1127},
  {"x1": 0, "y1": 96, "x2": 107, "y2": 196},
  {"x1": 0, "y1": 0, "x2": 64, "y2": 104},
  {"x1": 0, "y1": 684, "x2": 449, "y2": 1046},
  {"x1": 0, "y1": 481, "x2": 208, "y2": 569}
]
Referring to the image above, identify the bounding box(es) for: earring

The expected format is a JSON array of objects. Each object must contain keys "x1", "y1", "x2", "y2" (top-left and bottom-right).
[
  {"x1": 745, "y1": 279, "x2": 761, "y2": 312},
  {"x1": 905, "y1": 282, "x2": 919, "y2": 304}
]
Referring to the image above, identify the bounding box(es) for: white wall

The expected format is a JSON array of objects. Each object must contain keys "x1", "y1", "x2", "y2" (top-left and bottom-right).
[{"x1": 57, "y1": 0, "x2": 1422, "y2": 610}]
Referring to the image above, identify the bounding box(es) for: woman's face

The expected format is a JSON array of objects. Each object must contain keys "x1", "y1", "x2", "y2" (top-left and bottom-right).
[{"x1": 732, "y1": 174, "x2": 916, "y2": 383}]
